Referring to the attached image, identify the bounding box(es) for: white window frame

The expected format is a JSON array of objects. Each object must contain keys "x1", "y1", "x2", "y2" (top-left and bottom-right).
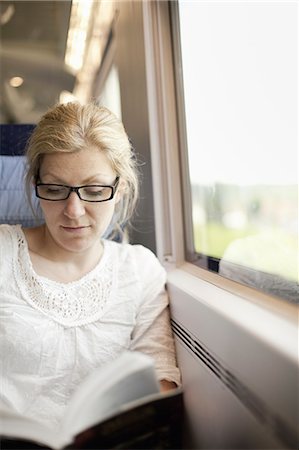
[{"x1": 143, "y1": 0, "x2": 296, "y2": 303}]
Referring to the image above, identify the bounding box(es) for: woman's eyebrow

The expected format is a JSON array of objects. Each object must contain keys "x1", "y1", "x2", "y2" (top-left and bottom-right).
[
  {"x1": 82, "y1": 175, "x2": 116, "y2": 184},
  {"x1": 40, "y1": 173, "x2": 115, "y2": 184}
]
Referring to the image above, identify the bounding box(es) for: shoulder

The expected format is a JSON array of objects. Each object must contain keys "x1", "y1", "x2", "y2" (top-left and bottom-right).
[
  {"x1": 108, "y1": 240, "x2": 164, "y2": 268},
  {"x1": 106, "y1": 240, "x2": 166, "y2": 284},
  {"x1": 0, "y1": 223, "x2": 14, "y2": 233},
  {"x1": 0, "y1": 223, "x2": 19, "y2": 242},
  {"x1": 0, "y1": 224, "x2": 37, "y2": 257},
  {"x1": 0, "y1": 225, "x2": 20, "y2": 275}
]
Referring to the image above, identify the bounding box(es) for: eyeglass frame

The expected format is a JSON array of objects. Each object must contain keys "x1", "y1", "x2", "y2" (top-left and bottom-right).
[{"x1": 35, "y1": 176, "x2": 120, "y2": 203}]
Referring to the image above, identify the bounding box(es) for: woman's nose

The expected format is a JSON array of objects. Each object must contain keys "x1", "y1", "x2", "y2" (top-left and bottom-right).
[{"x1": 63, "y1": 191, "x2": 85, "y2": 219}]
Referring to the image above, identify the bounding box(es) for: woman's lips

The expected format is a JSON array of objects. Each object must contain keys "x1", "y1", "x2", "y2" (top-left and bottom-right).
[{"x1": 61, "y1": 226, "x2": 90, "y2": 233}]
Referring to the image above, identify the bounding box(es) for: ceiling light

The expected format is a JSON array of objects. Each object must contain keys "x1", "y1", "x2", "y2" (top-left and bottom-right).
[
  {"x1": 9, "y1": 76, "x2": 24, "y2": 88},
  {"x1": 0, "y1": 3, "x2": 15, "y2": 25},
  {"x1": 59, "y1": 90, "x2": 77, "y2": 103},
  {"x1": 65, "y1": 0, "x2": 94, "y2": 72}
]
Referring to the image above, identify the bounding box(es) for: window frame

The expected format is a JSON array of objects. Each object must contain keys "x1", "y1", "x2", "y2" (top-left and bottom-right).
[{"x1": 142, "y1": 0, "x2": 298, "y2": 318}]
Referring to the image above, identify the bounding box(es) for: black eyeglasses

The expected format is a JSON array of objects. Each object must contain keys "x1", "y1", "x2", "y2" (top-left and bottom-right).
[{"x1": 35, "y1": 177, "x2": 120, "y2": 203}]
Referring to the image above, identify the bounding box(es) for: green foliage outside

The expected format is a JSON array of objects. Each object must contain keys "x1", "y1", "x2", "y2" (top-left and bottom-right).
[
  {"x1": 193, "y1": 222, "x2": 298, "y2": 282},
  {"x1": 193, "y1": 222, "x2": 257, "y2": 258}
]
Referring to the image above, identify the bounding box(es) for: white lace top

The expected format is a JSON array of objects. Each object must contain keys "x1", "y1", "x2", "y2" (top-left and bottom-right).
[{"x1": 0, "y1": 224, "x2": 180, "y2": 428}]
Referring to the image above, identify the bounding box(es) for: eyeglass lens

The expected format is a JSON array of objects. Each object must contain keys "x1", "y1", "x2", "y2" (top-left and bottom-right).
[{"x1": 36, "y1": 185, "x2": 114, "y2": 202}]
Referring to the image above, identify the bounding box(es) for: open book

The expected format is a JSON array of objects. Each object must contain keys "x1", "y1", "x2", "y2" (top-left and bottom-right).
[{"x1": 0, "y1": 352, "x2": 183, "y2": 449}]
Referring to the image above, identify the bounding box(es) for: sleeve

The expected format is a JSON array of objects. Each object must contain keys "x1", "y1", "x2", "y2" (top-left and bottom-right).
[{"x1": 129, "y1": 245, "x2": 181, "y2": 386}]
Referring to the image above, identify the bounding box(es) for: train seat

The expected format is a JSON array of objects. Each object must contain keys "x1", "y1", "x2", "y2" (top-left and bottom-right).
[{"x1": 0, "y1": 124, "x2": 44, "y2": 227}]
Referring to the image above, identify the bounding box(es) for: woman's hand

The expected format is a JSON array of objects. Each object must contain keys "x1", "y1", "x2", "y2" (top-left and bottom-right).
[{"x1": 159, "y1": 380, "x2": 177, "y2": 392}]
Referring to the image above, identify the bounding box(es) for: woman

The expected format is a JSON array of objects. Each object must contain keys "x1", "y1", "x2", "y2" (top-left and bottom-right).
[{"x1": 0, "y1": 102, "x2": 180, "y2": 428}]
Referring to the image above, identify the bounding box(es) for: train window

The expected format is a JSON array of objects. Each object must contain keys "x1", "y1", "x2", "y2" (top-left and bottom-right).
[
  {"x1": 173, "y1": 1, "x2": 298, "y2": 303},
  {"x1": 96, "y1": 64, "x2": 122, "y2": 119}
]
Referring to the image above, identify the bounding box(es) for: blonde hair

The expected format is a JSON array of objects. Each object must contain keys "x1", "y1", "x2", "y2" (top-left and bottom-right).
[{"x1": 25, "y1": 102, "x2": 139, "y2": 240}]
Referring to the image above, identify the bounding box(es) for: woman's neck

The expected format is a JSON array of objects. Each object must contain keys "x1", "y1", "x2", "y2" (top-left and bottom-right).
[{"x1": 23, "y1": 225, "x2": 104, "y2": 283}]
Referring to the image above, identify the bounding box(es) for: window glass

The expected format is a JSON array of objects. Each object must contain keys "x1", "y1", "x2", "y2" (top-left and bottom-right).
[
  {"x1": 176, "y1": 1, "x2": 298, "y2": 303},
  {"x1": 97, "y1": 64, "x2": 122, "y2": 119}
]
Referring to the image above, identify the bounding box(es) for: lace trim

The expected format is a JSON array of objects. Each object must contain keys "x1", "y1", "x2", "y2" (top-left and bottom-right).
[{"x1": 13, "y1": 227, "x2": 117, "y2": 327}]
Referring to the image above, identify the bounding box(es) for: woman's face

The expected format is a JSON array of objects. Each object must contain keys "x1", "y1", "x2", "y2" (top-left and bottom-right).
[{"x1": 38, "y1": 147, "x2": 121, "y2": 254}]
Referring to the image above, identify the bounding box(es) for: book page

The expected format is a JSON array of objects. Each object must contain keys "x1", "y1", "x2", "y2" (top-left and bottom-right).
[{"x1": 62, "y1": 351, "x2": 160, "y2": 438}]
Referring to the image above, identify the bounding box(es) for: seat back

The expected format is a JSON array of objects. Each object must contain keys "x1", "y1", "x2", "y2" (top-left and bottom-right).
[{"x1": 0, "y1": 124, "x2": 44, "y2": 227}]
